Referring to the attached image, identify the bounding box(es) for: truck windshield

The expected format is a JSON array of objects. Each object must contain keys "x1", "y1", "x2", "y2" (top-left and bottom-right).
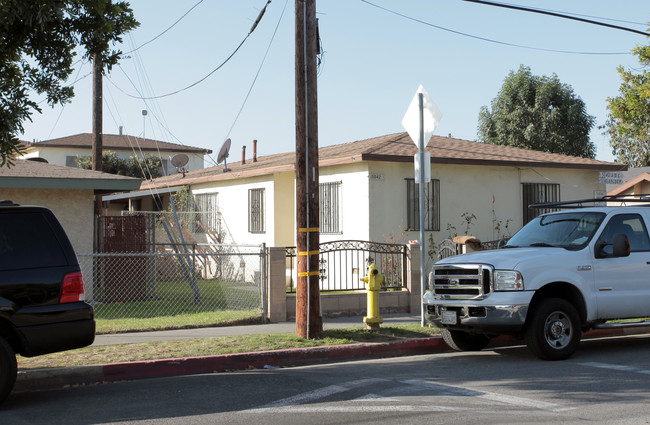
[{"x1": 505, "y1": 212, "x2": 605, "y2": 250}]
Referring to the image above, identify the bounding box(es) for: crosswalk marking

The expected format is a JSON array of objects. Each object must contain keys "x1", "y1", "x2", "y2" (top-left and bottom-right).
[
  {"x1": 401, "y1": 379, "x2": 572, "y2": 412},
  {"x1": 241, "y1": 377, "x2": 571, "y2": 414},
  {"x1": 579, "y1": 362, "x2": 650, "y2": 375}
]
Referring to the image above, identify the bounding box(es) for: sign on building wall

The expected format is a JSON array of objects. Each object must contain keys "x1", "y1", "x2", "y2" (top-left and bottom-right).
[{"x1": 599, "y1": 172, "x2": 624, "y2": 185}]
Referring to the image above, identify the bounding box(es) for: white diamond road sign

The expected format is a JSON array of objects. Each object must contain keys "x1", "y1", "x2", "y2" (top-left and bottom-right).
[{"x1": 401, "y1": 85, "x2": 442, "y2": 147}]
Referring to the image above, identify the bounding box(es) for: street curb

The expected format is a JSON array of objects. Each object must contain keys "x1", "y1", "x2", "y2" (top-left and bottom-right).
[
  {"x1": 14, "y1": 326, "x2": 650, "y2": 393},
  {"x1": 14, "y1": 337, "x2": 449, "y2": 393}
]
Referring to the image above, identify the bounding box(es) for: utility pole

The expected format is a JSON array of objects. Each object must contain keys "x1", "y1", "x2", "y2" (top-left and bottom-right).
[
  {"x1": 92, "y1": 53, "x2": 103, "y2": 250},
  {"x1": 295, "y1": 0, "x2": 322, "y2": 338},
  {"x1": 92, "y1": 53, "x2": 103, "y2": 173}
]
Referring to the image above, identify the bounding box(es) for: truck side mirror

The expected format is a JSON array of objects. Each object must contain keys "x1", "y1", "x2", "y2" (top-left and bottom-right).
[
  {"x1": 596, "y1": 234, "x2": 631, "y2": 258},
  {"x1": 497, "y1": 238, "x2": 506, "y2": 249},
  {"x1": 612, "y1": 234, "x2": 631, "y2": 257}
]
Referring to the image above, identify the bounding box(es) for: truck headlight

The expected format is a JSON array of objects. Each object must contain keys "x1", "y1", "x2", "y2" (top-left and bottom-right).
[{"x1": 494, "y1": 270, "x2": 524, "y2": 291}]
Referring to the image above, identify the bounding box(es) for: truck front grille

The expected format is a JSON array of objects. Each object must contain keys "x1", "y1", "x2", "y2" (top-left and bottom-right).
[{"x1": 430, "y1": 264, "x2": 493, "y2": 300}]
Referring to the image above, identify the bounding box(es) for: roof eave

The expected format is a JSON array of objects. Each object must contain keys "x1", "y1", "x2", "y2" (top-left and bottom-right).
[
  {"x1": 360, "y1": 153, "x2": 627, "y2": 171},
  {"x1": 0, "y1": 177, "x2": 143, "y2": 192}
]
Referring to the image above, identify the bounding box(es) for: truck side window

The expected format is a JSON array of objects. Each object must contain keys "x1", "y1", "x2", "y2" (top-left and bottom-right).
[{"x1": 597, "y1": 214, "x2": 650, "y2": 255}]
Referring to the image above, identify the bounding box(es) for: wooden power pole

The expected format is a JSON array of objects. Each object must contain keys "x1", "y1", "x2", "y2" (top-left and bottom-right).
[
  {"x1": 92, "y1": 53, "x2": 103, "y2": 250},
  {"x1": 92, "y1": 53, "x2": 103, "y2": 173},
  {"x1": 295, "y1": 0, "x2": 322, "y2": 338}
]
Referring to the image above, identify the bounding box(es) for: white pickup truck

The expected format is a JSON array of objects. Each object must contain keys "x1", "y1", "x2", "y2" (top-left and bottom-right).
[{"x1": 423, "y1": 198, "x2": 650, "y2": 360}]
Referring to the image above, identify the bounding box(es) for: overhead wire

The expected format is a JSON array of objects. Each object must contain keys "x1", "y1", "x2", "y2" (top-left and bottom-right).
[
  {"x1": 122, "y1": 0, "x2": 205, "y2": 55},
  {"x1": 499, "y1": 4, "x2": 648, "y2": 28},
  {"x1": 462, "y1": 0, "x2": 649, "y2": 36},
  {"x1": 45, "y1": 58, "x2": 90, "y2": 139},
  {"x1": 110, "y1": 0, "x2": 273, "y2": 100},
  {"x1": 222, "y1": 0, "x2": 289, "y2": 144},
  {"x1": 359, "y1": 0, "x2": 632, "y2": 55},
  {"x1": 110, "y1": 63, "x2": 220, "y2": 169}
]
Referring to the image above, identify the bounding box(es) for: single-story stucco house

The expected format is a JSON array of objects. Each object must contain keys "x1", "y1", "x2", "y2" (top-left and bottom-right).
[
  {"x1": 0, "y1": 159, "x2": 141, "y2": 254},
  {"x1": 107, "y1": 132, "x2": 625, "y2": 253}
]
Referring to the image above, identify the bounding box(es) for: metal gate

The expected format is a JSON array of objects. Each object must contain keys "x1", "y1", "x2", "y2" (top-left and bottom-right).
[
  {"x1": 97, "y1": 216, "x2": 149, "y2": 302},
  {"x1": 287, "y1": 240, "x2": 407, "y2": 292}
]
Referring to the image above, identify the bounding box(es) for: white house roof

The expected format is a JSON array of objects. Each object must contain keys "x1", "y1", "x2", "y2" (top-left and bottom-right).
[
  {"x1": 141, "y1": 132, "x2": 626, "y2": 190},
  {"x1": 23, "y1": 133, "x2": 212, "y2": 154}
]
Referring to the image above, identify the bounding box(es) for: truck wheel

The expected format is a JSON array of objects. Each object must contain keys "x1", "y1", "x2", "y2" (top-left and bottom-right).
[
  {"x1": 525, "y1": 298, "x2": 581, "y2": 361},
  {"x1": 441, "y1": 328, "x2": 490, "y2": 351},
  {"x1": 0, "y1": 337, "x2": 17, "y2": 405}
]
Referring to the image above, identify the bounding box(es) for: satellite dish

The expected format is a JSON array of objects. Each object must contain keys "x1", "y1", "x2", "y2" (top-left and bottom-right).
[
  {"x1": 27, "y1": 157, "x2": 49, "y2": 163},
  {"x1": 217, "y1": 138, "x2": 232, "y2": 172},
  {"x1": 170, "y1": 153, "x2": 189, "y2": 177},
  {"x1": 171, "y1": 154, "x2": 189, "y2": 168}
]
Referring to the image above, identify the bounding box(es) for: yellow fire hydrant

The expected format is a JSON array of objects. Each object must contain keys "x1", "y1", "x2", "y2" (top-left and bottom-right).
[{"x1": 361, "y1": 263, "x2": 384, "y2": 330}]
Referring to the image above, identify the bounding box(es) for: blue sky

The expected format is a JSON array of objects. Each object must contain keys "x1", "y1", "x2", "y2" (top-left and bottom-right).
[{"x1": 19, "y1": 0, "x2": 650, "y2": 167}]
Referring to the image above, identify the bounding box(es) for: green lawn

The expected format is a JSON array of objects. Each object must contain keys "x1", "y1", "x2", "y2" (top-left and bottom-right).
[
  {"x1": 94, "y1": 279, "x2": 262, "y2": 334},
  {"x1": 17, "y1": 324, "x2": 440, "y2": 370}
]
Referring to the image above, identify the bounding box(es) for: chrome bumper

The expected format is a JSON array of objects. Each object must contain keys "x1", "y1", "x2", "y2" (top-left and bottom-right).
[{"x1": 423, "y1": 291, "x2": 532, "y2": 333}]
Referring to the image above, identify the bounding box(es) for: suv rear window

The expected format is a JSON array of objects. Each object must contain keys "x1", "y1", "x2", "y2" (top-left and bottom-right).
[{"x1": 0, "y1": 212, "x2": 68, "y2": 271}]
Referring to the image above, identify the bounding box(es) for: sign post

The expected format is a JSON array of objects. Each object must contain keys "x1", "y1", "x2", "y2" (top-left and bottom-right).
[{"x1": 402, "y1": 85, "x2": 442, "y2": 326}]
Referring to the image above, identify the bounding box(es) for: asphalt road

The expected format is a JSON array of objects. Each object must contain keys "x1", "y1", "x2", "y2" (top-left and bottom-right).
[{"x1": 4, "y1": 334, "x2": 650, "y2": 424}]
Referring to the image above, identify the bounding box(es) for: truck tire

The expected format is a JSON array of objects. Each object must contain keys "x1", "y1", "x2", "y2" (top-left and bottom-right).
[
  {"x1": 0, "y1": 337, "x2": 17, "y2": 405},
  {"x1": 525, "y1": 298, "x2": 581, "y2": 361},
  {"x1": 441, "y1": 328, "x2": 490, "y2": 351}
]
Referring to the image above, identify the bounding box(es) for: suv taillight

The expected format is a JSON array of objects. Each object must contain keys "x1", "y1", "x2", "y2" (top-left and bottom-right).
[{"x1": 60, "y1": 271, "x2": 86, "y2": 303}]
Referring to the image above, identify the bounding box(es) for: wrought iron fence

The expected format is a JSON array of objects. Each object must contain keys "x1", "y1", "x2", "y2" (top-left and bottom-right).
[
  {"x1": 434, "y1": 239, "x2": 459, "y2": 261},
  {"x1": 79, "y1": 244, "x2": 266, "y2": 325},
  {"x1": 286, "y1": 240, "x2": 407, "y2": 292},
  {"x1": 434, "y1": 238, "x2": 508, "y2": 262}
]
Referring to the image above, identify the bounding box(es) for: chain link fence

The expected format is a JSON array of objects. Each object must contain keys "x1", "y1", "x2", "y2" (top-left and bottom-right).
[{"x1": 79, "y1": 244, "x2": 266, "y2": 331}]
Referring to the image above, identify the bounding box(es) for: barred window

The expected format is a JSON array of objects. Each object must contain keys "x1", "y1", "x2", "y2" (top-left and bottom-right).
[
  {"x1": 320, "y1": 181, "x2": 342, "y2": 234},
  {"x1": 248, "y1": 188, "x2": 265, "y2": 233},
  {"x1": 522, "y1": 183, "x2": 560, "y2": 224},
  {"x1": 406, "y1": 178, "x2": 440, "y2": 231},
  {"x1": 66, "y1": 156, "x2": 79, "y2": 168},
  {"x1": 194, "y1": 193, "x2": 219, "y2": 232}
]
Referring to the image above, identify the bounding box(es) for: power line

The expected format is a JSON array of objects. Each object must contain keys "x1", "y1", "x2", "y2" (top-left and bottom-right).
[
  {"x1": 111, "y1": 1, "x2": 273, "y2": 100},
  {"x1": 463, "y1": 0, "x2": 649, "y2": 36},
  {"x1": 223, "y1": 0, "x2": 289, "y2": 143},
  {"x1": 508, "y1": 5, "x2": 648, "y2": 28},
  {"x1": 123, "y1": 0, "x2": 205, "y2": 55},
  {"x1": 360, "y1": 0, "x2": 631, "y2": 55}
]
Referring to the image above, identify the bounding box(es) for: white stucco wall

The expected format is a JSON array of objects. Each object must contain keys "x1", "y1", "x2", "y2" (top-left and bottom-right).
[
  {"x1": 0, "y1": 188, "x2": 94, "y2": 254},
  {"x1": 367, "y1": 161, "x2": 607, "y2": 248},
  {"x1": 273, "y1": 171, "x2": 295, "y2": 247},
  {"x1": 178, "y1": 160, "x2": 606, "y2": 256},
  {"x1": 319, "y1": 163, "x2": 370, "y2": 243},
  {"x1": 192, "y1": 175, "x2": 275, "y2": 247}
]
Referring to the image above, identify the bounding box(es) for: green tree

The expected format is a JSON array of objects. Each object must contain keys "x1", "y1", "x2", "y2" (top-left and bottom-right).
[
  {"x1": 75, "y1": 151, "x2": 163, "y2": 179},
  {"x1": 478, "y1": 65, "x2": 596, "y2": 158},
  {"x1": 0, "y1": 0, "x2": 138, "y2": 167},
  {"x1": 603, "y1": 41, "x2": 650, "y2": 167}
]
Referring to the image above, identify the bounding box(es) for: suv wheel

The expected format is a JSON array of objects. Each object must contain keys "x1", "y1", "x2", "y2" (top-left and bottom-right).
[
  {"x1": 525, "y1": 298, "x2": 581, "y2": 361},
  {"x1": 0, "y1": 337, "x2": 17, "y2": 404},
  {"x1": 441, "y1": 328, "x2": 490, "y2": 351}
]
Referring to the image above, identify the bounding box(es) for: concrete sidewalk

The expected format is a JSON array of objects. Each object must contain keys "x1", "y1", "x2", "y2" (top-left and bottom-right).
[{"x1": 92, "y1": 314, "x2": 422, "y2": 346}]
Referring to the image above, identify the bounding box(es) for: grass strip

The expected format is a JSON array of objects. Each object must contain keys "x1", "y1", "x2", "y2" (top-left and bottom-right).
[{"x1": 17, "y1": 324, "x2": 439, "y2": 370}]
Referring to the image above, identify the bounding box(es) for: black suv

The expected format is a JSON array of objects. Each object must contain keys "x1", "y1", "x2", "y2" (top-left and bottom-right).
[{"x1": 0, "y1": 201, "x2": 95, "y2": 404}]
